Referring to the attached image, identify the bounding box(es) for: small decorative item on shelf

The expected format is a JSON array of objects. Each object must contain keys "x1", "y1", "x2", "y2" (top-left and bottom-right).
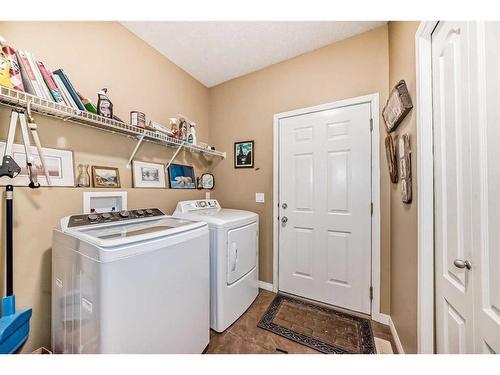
[
  {"x1": 385, "y1": 134, "x2": 398, "y2": 183},
  {"x1": 188, "y1": 122, "x2": 197, "y2": 145},
  {"x1": 97, "y1": 88, "x2": 113, "y2": 119},
  {"x1": 398, "y1": 134, "x2": 412, "y2": 203},
  {"x1": 234, "y1": 140, "x2": 254, "y2": 168},
  {"x1": 178, "y1": 117, "x2": 188, "y2": 142},
  {"x1": 167, "y1": 163, "x2": 196, "y2": 189},
  {"x1": 132, "y1": 160, "x2": 166, "y2": 188},
  {"x1": 383, "y1": 80, "x2": 413, "y2": 133},
  {"x1": 169, "y1": 118, "x2": 178, "y2": 139},
  {"x1": 200, "y1": 173, "x2": 215, "y2": 190},
  {"x1": 130, "y1": 111, "x2": 146, "y2": 128},
  {"x1": 76, "y1": 164, "x2": 91, "y2": 187},
  {"x1": 91, "y1": 166, "x2": 121, "y2": 188}
]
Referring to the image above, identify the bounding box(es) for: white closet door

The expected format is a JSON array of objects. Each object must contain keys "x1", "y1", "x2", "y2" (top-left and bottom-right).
[
  {"x1": 469, "y1": 21, "x2": 500, "y2": 354},
  {"x1": 432, "y1": 21, "x2": 475, "y2": 354},
  {"x1": 278, "y1": 103, "x2": 372, "y2": 314}
]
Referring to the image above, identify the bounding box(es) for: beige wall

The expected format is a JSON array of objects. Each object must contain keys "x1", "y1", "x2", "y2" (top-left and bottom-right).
[
  {"x1": 388, "y1": 21, "x2": 420, "y2": 354},
  {"x1": 209, "y1": 26, "x2": 391, "y2": 314},
  {"x1": 0, "y1": 22, "x2": 215, "y2": 352}
]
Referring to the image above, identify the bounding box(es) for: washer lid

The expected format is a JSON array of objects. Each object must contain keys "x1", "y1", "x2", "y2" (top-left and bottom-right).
[
  {"x1": 64, "y1": 216, "x2": 206, "y2": 248},
  {"x1": 173, "y1": 208, "x2": 258, "y2": 229}
]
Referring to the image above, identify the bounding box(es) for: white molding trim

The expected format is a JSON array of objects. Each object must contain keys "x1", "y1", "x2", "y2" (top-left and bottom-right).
[
  {"x1": 272, "y1": 93, "x2": 382, "y2": 320},
  {"x1": 389, "y1": 317, "x2": 405, "y2": 354},
  {"x1": 258, "y1": 281, "x2": 274, "y2": 292},
  {"x1": 415, "y1": 20, "x2": 439, "y2": 355}
]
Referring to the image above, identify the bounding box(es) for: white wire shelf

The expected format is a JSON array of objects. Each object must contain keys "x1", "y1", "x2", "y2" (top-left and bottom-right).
[{"x1": 0, "y1": 86, "x2": 226, "y2": 159}]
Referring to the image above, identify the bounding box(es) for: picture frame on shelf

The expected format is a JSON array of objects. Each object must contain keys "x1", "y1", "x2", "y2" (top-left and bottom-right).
[
  {"x1": 0, "y1": 142, "x2": 75, "y2": 187},
  {"x1": 132, "y1": 160, "x2": 166, "y2": 188},
  {"x1": 91, "y1": 165, "x2": 121, "y2": 188},
  {"x1": 234, "y1": 140, "x2": 254, "y2": 168},
  {"x1": 167, "y1": 163, "x2": 196, "y2": 189}
]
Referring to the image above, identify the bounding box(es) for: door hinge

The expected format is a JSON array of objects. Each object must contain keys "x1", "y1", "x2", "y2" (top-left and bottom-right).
[
  {"x1": 371, "y1": 202, "x2": 373, "y2": 216},
  {"x1": 370, "y1": 118, "x2": 373, "y2": 131},
  {"x1": 369, "y1": 286, "x2": 373, "y2": 300}
]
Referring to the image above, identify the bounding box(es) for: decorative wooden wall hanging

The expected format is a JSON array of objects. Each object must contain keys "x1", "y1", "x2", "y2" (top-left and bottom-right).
[
  {"x1": 383, "y1": 80, "x2": 413, "y2": 133},
  {"x1": 398, "y1": 133, "x2": 412, "y2": 203},
  {"x1": 384, "y1": 134, "x2": 398, "y2": 183}
]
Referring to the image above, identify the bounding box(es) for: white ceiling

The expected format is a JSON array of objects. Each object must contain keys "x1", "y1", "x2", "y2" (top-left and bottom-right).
[{"x1": 121, "y1": 21, "x2": 387, "y2": 87}]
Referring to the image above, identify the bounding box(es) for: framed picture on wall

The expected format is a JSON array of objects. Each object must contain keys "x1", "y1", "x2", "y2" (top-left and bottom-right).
[
  {"x1": 132, "y1": 160, "x2": 166, "y2": 188},
  {"x1": 92, "y1": 166, "x2": 121, "y2": 188},
  {"x1": 167, "y1": 163, "x2": 196, "y2": 189},
  {"x1": 0, "y1": 142, "x2": 75, "y2": 187},
  {"x1": 234, "y1": 140, "x2": 254, "y2": 168}
]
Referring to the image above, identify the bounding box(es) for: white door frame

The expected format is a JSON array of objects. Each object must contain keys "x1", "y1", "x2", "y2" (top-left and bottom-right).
[
  {"x1": 415, "y1": 20, "x2": 439, "y2": 354},
  {"x1": 272, "y1": 93, "x2": 385, "y2": 323}
]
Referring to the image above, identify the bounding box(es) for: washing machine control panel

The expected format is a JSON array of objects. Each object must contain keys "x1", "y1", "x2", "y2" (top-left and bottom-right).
[
  {"x1": 67, "y1": 208, "x2": 164, "y2": 227},
  {"x1": 175, "y1": 199, "x2": 220, "y2": 212}
]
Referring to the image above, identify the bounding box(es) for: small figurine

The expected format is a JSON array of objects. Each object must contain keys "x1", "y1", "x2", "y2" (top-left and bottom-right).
[{"x1": 178, "y1": 117, "x2": 188, "y2": 141}]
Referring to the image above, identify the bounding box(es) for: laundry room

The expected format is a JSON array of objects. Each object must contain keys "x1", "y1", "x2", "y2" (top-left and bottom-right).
[{"x1": 1, "y1": 2, "x2": 500, "y2": 374}]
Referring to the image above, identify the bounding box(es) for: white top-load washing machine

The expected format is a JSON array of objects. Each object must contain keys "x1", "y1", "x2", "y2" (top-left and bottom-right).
[
  {"x1": 51, "y1": 208, "x2": 209, "y2": 354},
  {"x1": 173, "y1": 200, "x2": 259, "y2": 332}
]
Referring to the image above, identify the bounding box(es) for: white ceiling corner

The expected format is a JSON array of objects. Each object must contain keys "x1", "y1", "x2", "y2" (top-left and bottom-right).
[{"x1": 121, "y1": 21, "x2": 387, "y2": 87}]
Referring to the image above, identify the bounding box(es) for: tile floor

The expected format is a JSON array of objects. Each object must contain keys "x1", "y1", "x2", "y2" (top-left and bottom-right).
[{"x1": 206, "y1": 289, "x2": 397, "y2": 354}]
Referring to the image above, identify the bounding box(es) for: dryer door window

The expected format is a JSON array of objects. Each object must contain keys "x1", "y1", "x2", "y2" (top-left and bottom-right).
[{"x1": 226, "y1": 222, "x2": 258, "y2": 285}]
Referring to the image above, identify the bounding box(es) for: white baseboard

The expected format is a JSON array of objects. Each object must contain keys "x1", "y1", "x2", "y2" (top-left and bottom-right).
[
  {"x1": 372, "y1": 312, "x2": 390, "y2": 325},
  {"x1": 389, "y1": 317, "x2": 405, "y2": 354},
  {"x1": 258, "y1": 280, "x2": 274, "y2": 292}
]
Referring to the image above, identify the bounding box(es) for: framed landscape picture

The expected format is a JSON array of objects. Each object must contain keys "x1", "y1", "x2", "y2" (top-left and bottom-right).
[
  {"x1": 92, "y1": 166, "x2": 121, "y2": 188},
  {"x1": 132, "y1": 160, "x2": 166, "y2": 188},
  {"x1": 167, "y1": 163, "x2": 196, "y2": 189},
  {"x1": 0, "y1": 142, "x2": 74, "y2": 187},
  {"x1": 234, "y1": 140, "x2": 254, "y2": 168}
]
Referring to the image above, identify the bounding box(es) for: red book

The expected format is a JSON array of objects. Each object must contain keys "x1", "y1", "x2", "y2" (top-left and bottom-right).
[{"x1": 37, "y1": 61, "x2": 64, "y2": 103}]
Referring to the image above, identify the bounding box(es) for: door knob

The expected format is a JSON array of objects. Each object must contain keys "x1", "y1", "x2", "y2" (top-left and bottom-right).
[
  {"x1": 281, "y1": 216, "x2": 288, "y2": 225},
  {"x1": 454, "y1": 259, "x2": 472, "y2": 270}
]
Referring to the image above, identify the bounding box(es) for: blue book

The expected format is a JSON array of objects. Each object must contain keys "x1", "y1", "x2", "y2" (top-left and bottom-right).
[{"x1": 53, "y1": 69, "x2": 86, "y2": 111}]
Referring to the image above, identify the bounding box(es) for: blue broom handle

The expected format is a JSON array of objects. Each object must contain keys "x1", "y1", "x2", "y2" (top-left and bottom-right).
[{"x1": 6, "y1": 185, "x2": 13, "y2": 297}]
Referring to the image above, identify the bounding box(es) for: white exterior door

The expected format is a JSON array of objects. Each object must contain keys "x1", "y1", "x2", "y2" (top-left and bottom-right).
[
  {"x1": 433, "y1": 21, "x2": 500, "y2": 354},
  {"x1": 278, "y1": 102, "x2": 372, "y2": 314}
]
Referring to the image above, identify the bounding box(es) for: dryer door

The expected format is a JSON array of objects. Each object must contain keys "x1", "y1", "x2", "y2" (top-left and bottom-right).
[{"x1": 226, "y1": 222, "x2": 258, "y2": 285}]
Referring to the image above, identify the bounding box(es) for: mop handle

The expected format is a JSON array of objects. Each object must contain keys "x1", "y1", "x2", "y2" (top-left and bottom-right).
[{"x1": 6, "y1": 185, "x2": 13, "y2": 297}]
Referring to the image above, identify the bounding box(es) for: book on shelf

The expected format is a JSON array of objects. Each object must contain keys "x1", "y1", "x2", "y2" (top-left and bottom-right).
[
  {"x1": 53, "y1": 73, "x2": 78, "y2": 109},
  {"x1": 1, "y1": 45, "x2": 24, "y2": 91},
  {"x1": 53, "y1": 69, "x2": 86, "y2": 111},
  {"x1": 37, "y1": 61, "x2": 65, "y2": 103},
  {"x1": 16, "y1": 50, "x2": 42, "y2": 97},
  {"x1": 24, "y1": 51, "x2": 52, "y2": 101},
  {"x1": 77, "y1": 92, "x2": 97, "y2": 114}
]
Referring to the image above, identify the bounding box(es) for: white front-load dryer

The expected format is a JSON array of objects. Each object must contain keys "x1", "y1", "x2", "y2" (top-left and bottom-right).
[{"x1": 173, "y1": 200, "x2": 259, "y2": 332}]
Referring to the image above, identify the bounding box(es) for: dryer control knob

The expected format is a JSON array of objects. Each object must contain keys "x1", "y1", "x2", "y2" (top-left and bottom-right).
[
  {"x1": 101, "y1": 213, "x2": 112, "y2": 220},
  {"x1": 119, "y1": 210, "x2": 130, "y2": 218},
  {"x1": 88, "y1": 214, "x2": 98, "y2": 221},
  {"x1": 136, "y1": 210, "x2": 145, "y2": 216},
  {"x1": 145, "y1": 209, "x2": 154, "y2": 215}
]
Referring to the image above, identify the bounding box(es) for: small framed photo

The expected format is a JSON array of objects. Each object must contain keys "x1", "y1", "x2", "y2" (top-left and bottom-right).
[
  {"x1": 167, "y1": 163, "x2": 196, "y2": 189},
  {"x1": 234, "y1": 140, "x2": 254, "y2": 168},
  {"x1": 92, "y1": 166, "x2": 121, "y2": 188},
  {"x1": 0, "y1": 142, "x2": 74, "y2": 187},
  {"x1": 132, "y1": 160, "x2": 166, "y2": 188}
]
